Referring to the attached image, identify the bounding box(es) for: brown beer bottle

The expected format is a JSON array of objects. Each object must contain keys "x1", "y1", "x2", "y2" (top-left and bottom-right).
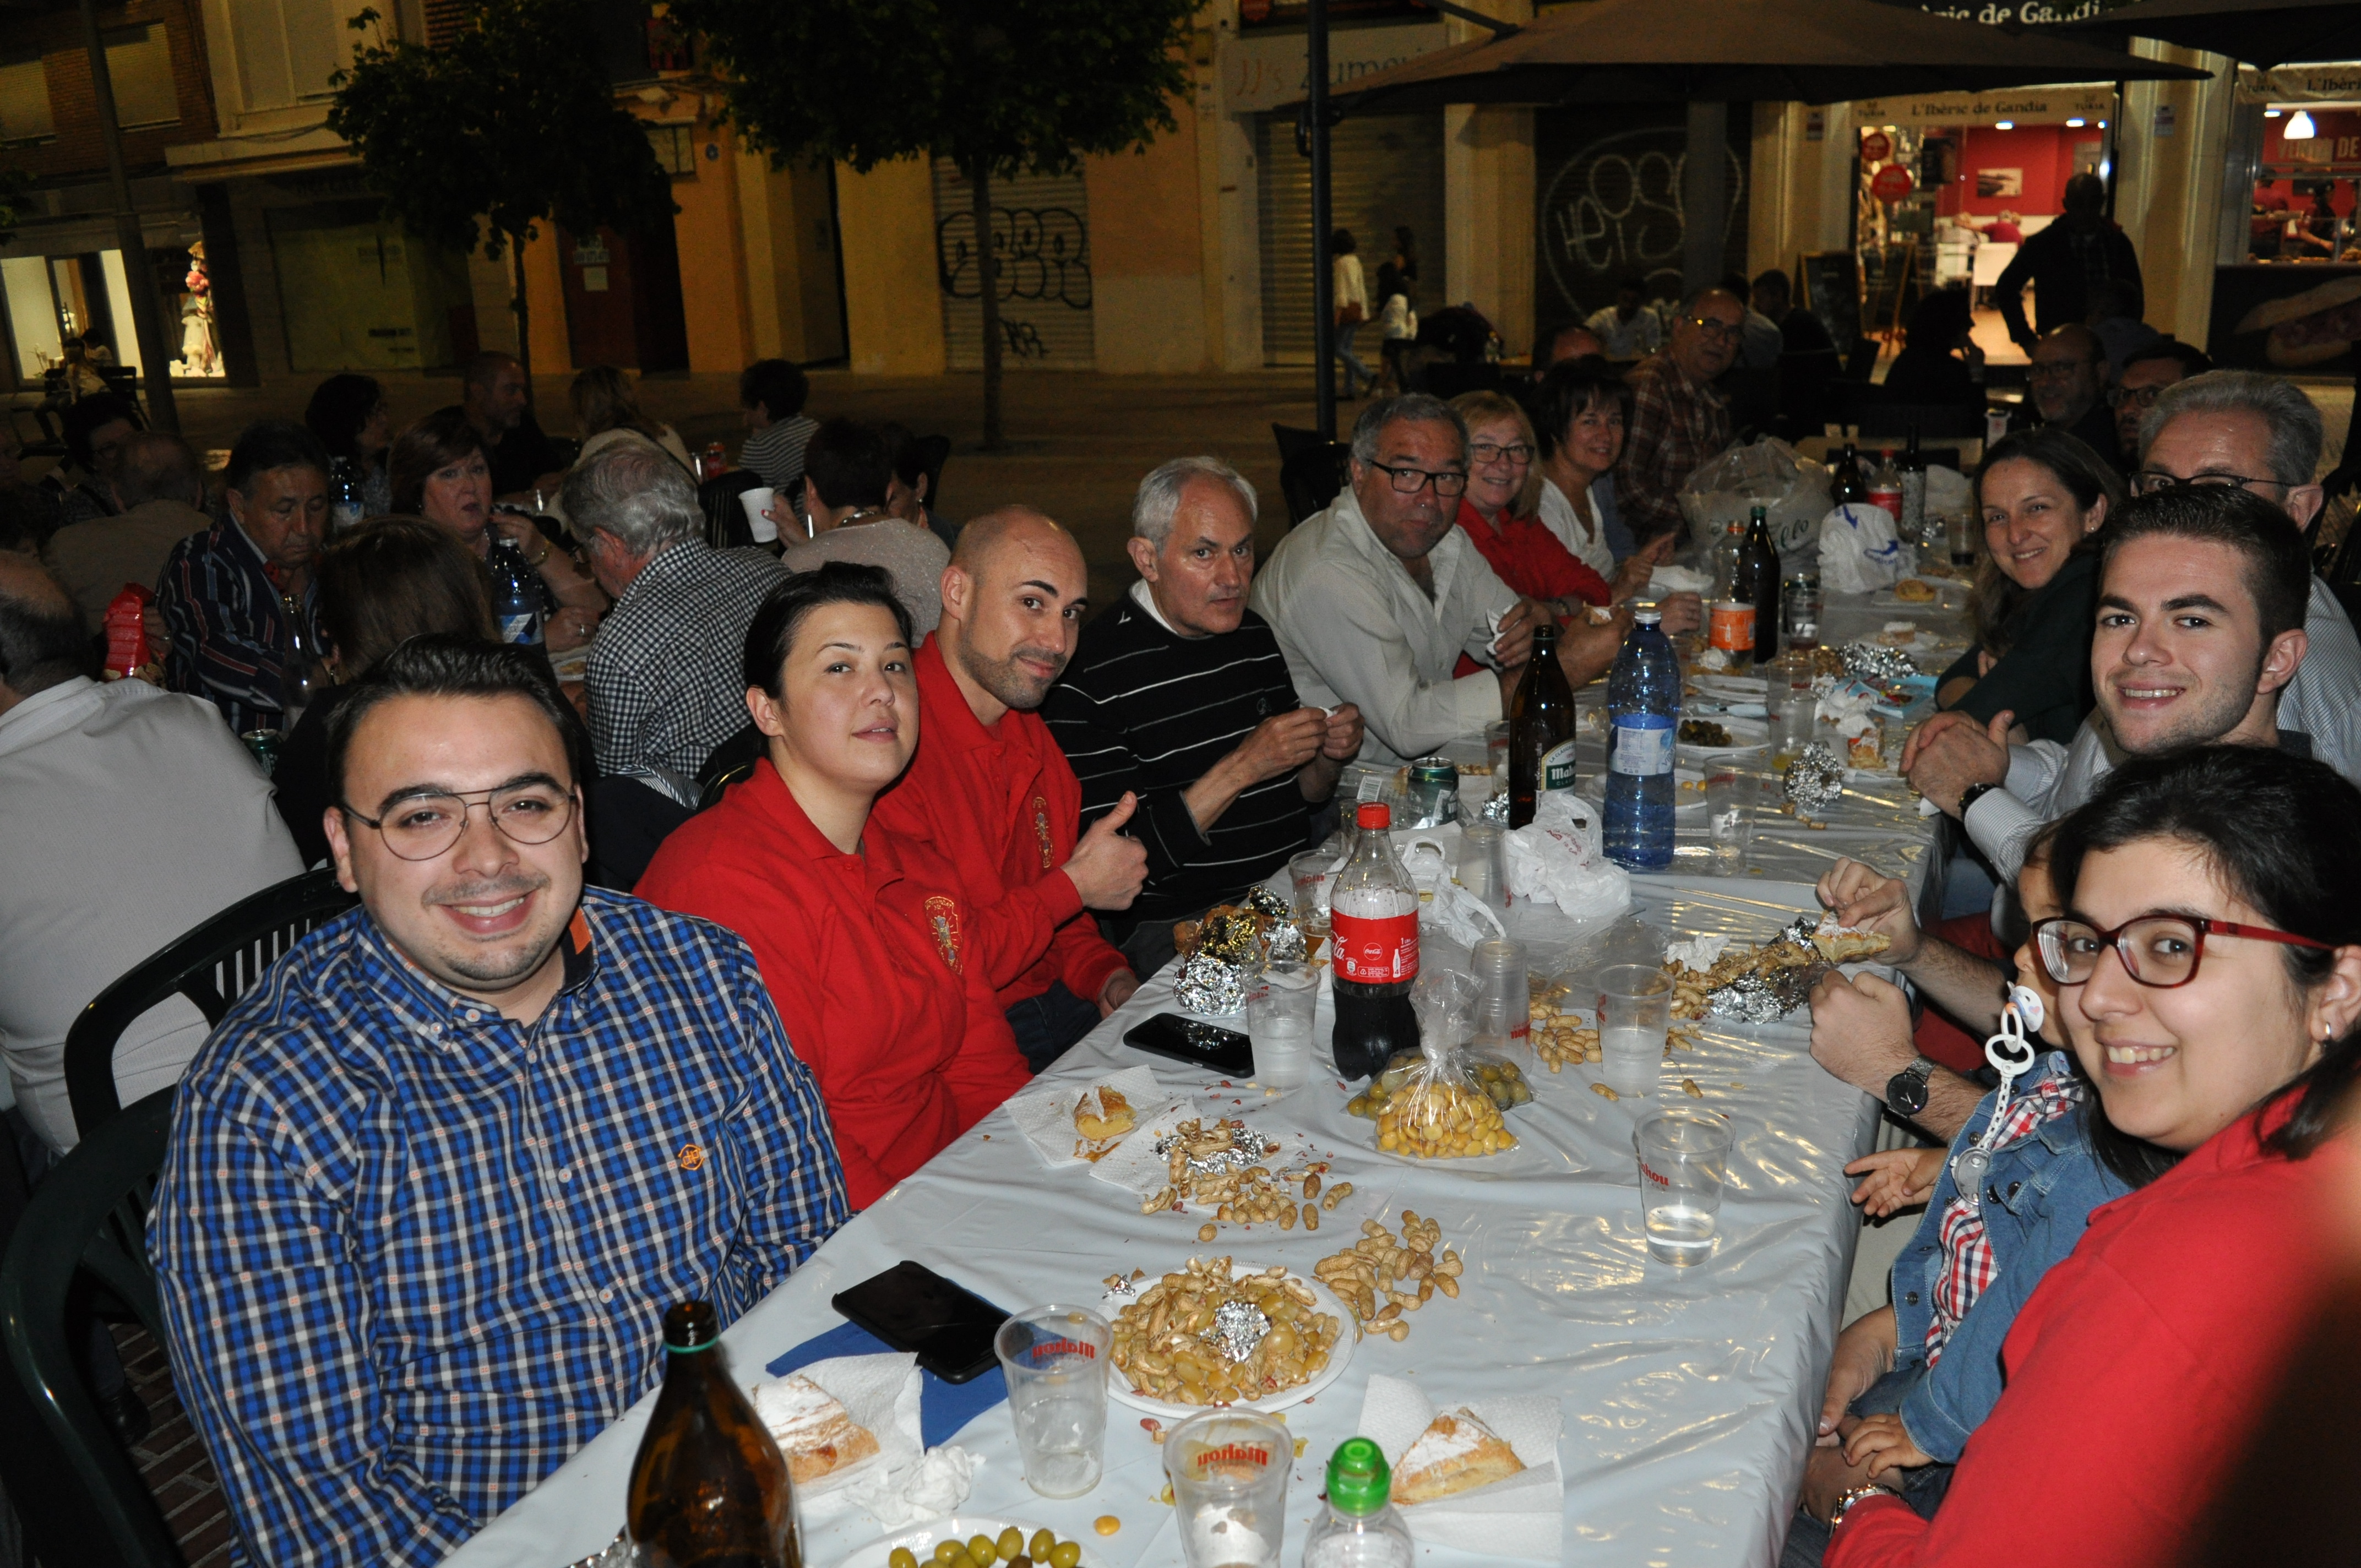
[
  {"x1": 627, "y1": 1301, "x2": 800, "y2": 1568},
  {"x1": 1737, "y1": 505, "x2": 1783, "y2": 664},
  {"x1": 1508, "y1": 619, "x2": 1577, "y2": 827}
]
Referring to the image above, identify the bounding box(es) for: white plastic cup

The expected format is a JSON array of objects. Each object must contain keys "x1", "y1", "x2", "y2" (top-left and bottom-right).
[
  {"x1": 1704, "y1": 753, "x2": 1754, "y2": 876},
  {"x1": 1247, "y1": 960, "x2": 1317, "y2": 1090},
  {"x1": 1596, "y1": 962, "x2": 1671, "y2": 1097},
  {"x1": 738, "y1": 486, "x2": 779, "y2": 543},
  {"x1": 1471, "y1": 938, "x2": 1528, "y2": 1047},
  {"x1": 1165, "y1": 1409, "x2": 1292, "y2": 1568},
  {"x1": 1634, "y1": 1108, "x2": 1736, "y2": 1265},
  {"x1": 993, "y1": 1305, "x2": 1111, "y2": 1498}
]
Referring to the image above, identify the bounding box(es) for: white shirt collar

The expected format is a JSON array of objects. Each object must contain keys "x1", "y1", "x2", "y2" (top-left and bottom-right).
[{"x1": 1129, "y1": 577, "x2": 1183, "y2": 635}]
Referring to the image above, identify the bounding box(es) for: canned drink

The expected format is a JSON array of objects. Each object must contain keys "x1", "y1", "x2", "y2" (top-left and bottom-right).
[
  {"x1": 1407, "y1": 758, "x2": 1459, "y2": 827},
  {"x1": 1708, "y1": 600, "x2": 1756, "y2": 655},
  {"x1": 240, "y1": 728, "x2": 284, "y2": 774}
]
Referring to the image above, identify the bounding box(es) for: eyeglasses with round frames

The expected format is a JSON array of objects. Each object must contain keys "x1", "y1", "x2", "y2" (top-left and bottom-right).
[
  {"x1": 1366, "y1": 460, "x2": 1470, "y2": 497},
  {"x1": 341, "y1": 781, "x2": 577, "y2": 862},
  {"x1": 2128, "y1": 469, "x2": 2294, "y2": 497},
  {"x1": 2033, "y1": 912, "x2": 2332, "y2": 989},
  {"x1": 1468, "y1": 441, "x2": 1535, "y2": 467}
]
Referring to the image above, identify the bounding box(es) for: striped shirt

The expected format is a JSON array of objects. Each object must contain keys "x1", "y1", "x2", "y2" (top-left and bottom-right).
[
  {"x1": 1044, "y1": 589, "x2": 1315, "y2": 921},
  {"x1": 157, "y1": 515, "x2": 319, "y2": 735},
  {"x1": 149, "y1": 888, "x2": 849, "y2": 1568},
  {"x1": 739, "y1": 414, "x2": 819, "y2": 496}
]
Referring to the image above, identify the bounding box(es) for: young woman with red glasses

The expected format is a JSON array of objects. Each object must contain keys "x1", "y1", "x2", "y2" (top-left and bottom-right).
[{"x1": 1826, "y1": 743, "x2": 2361, "y2": 1567}]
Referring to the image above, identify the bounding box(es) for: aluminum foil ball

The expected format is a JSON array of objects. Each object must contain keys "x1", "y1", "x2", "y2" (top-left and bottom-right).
[
  {"x1": 1174, "y1": 950, "x2": 1249, "y2": 1016},
  {"x1": 1783, "y1": 741, "x2": 1846, "y2": 814},
  {"x1": 1837, "y1": 641, "x2": 1927, "y2": 683}
]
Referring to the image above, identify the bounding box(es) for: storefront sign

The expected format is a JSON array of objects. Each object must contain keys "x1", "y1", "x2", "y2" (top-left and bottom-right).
[
  {"x1": 2238, "y1": 65, "x2": 2361, "y2": 105},
  {"x1": 1849, "y1": 85, "x2": 2115, "y2": 127},
  {"x1": 1859, "y1": 129, "x2": 1893, "y2": 163},
  {"x1": 1898, "y1": 1, "x2": 2109, "y2": 22},
  {"x1": 1222, "y1": 21, "x2": 1450, "y2": 113},
  {"x1": 1870, "y1": 164, "x2": 1917, "y2": 204}
]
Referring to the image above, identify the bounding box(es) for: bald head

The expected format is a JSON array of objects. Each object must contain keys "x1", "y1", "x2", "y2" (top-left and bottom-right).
[
  {"x1": 112, "y1": 431, "x2": 202, "y2": 510},
  {"x1": 938, "y1": 505, "x2": 1090, "y2": 720},
  {"x1": 0, "y1": 555, "x2": 94, "y2": 710},
  {"x1": 2031, "y1": 324, "x2": 2108, "y2": 426}
]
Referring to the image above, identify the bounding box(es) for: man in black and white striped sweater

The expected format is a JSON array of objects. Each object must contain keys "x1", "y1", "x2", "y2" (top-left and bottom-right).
[{"x1": 1045, "y1": 458, "x2": 1365, "y2": 980}]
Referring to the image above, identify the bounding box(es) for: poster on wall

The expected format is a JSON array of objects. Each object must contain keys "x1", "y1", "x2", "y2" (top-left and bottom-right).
[
  {"x1": 1976, "y1": 167, "x2": 2024, "y2": 199},
  {"x1": 1532, "y1": 104, "x2": 1751, "y2": 345}
]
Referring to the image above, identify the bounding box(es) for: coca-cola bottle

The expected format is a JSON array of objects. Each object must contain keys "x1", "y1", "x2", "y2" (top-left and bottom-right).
[
  {"x1": 1329, "y1": 802, "x2": 1419, "y2": 1081},
  {"x1": 1867, "y1": 450, "x2": 1903, "y2": 524}
]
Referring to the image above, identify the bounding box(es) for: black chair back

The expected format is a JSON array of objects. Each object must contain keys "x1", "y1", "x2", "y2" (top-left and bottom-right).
[
  {"x1": 62, "y1": 868, "x2": 356, "y2": 1141},
  {"x1": 1423, "y1": 362, "x2": 1504, "y2": 401},
  {"x1": 1279, "y1": 442, "x2": 1355, "y2": 529},
  {"x1": 699, "y1": 470, "x2": 766, "y2": 551},
  {"x1": 0, "y1": 1088, "x2": 179, "y2": 1568},
  {"x1": 697, "y1": 721, "x2": 768, "y2": 812},
  {"x1": 1842, "y1": 337, "x2": 1881, "y2": 382}
]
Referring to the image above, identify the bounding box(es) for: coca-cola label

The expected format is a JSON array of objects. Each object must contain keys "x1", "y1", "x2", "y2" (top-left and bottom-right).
[
  {"x1": 1541, "y1": 739, "x2": 1578, "y2": 792},
  {"x1": 1868, "y1": 486, "x2": 1902, "y2": 522},
  {"x1": 1332, "y1": 907, "x2": 1419, "y2": 984},
  {"x1": 1610, "y1": 714, "x2": 1675, "y2": 777}
]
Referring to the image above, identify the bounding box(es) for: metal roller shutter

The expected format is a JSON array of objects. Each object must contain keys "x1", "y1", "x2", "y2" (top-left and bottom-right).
[
  {"x1": 1256, "y1": 110, "x2": 1445, "y2": 366},
  {"x1": 932, "y1": 158, "x2": 1096, "y2": 371}
]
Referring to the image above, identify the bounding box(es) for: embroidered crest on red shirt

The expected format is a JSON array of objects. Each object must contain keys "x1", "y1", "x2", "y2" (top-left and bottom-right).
[
  {"x1": 926, "y1": 894, "x2": 965, "y2": 972},
  {"x1": 1032, "y1": 794, "x2": 1053, "y2": 868}
]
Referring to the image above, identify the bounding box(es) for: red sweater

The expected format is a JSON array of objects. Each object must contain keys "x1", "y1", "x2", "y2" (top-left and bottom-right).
[
  {"x1": 637, "y1": 759, "x2": 1030, "y2": 1208},
  {"x1": 1454, "y1": 499, "x2": 1614, "y2": 608},
  {"x1": 1827, "y1": 1104, "x2": 2342, "y2": 1568},
  {"x1": 869, "y1": 637, "x2": 1130, "y2": 1010}
]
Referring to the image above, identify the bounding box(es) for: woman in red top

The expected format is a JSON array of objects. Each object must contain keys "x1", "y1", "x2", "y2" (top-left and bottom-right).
[
  {"x1": 638, "y1": 563, "x2": 1031, "y2": 1208},
  {"x1": 1448, "y1": 389, "x2": 1700, "y2": 639},
  {"x1": 1821, "y1": 746, "x2": 2361, "y2": 1567}
]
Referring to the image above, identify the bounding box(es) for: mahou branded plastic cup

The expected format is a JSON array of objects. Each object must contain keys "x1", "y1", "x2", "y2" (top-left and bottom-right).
[
  {"x1": 1165, "y1": 1409, "x2": 1293, "y2": 1568},
  {"x1": 993, "y1": 1305, "x2": 1112, "y2": 1497}
]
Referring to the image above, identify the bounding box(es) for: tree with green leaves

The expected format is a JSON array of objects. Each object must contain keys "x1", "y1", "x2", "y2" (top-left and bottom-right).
[
  {"x1": 672, "y1": 0, "x2": 1199, "y2": 449},
  {"x1": 327, "y1": 0, "x2": 674, "y2": 386}
]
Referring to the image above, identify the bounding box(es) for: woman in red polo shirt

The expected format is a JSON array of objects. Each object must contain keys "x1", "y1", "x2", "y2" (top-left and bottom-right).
[
  {"x1": 1821, "y1": 746, "x2": 2361, "y2": 1567},
  {"x1": 638, "y1": 563, "x2": 1030, "y2": 1208}
]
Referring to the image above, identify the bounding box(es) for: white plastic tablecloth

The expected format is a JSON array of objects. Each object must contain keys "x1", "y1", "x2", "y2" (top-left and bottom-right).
[{"x1": 444, "y1": 591, "x2": 1970, "y2": 1568}]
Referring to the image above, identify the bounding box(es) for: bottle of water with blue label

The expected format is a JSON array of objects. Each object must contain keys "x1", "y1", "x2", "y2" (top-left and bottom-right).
[
  {"x1": 1604, "y1": 607, "x2": 1680, "y2": 869},
  {"x1": 489, "y1": 533, "x2": 544, "y2": 646}
]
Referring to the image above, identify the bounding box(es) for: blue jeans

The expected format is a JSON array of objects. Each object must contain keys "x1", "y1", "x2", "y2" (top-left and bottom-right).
[
  {"x1": 1004, "y1": 982, "x2": 1101, "y2": 1074},
  {"x1": 1780, "y1": 1368, "x2": 1954, "y2": 1567},
  {"x1": 1335, "y1": 322, "x2": 1374, "y2": 396}
]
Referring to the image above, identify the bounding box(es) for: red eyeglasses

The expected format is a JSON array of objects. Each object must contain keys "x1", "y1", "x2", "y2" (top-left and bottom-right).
[{"x1": 2034, "y1": 913, "x2": 2332, "y2": 990}]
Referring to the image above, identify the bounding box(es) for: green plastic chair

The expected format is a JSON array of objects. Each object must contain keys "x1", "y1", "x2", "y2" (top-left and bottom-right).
[
  {"x1": 0, "y1": 1087, "x2": 182, "y2": 1568},
  {"x1": 63, "y1": 867, "x2": 356, "y2": 1141}
]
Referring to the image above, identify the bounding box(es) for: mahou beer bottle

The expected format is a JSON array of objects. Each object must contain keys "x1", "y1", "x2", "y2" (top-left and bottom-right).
[
  {"x1": 1329, "y1": 803, "x2": 1419, "y2": 1080},
  {"x1": 1734, "y1": 505, "x2": 1783, "y2": 664},
  {"x1": 1508, "y1": 620, "x2": 1577, "y2": 828},
  {"x1": 628, "y1": 1300, "x2": 800, "y2": 1568}
]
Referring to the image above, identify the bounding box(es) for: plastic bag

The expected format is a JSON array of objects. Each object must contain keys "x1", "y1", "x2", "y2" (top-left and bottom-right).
[
  {"x1": 1677, "y1": 437, "x2": 1834, "y2": 554},
  {"x1": 1370, "y1": 997, "x2": 1517, "y2": 1159},
  {"x1": 1818, "y1": 503, "x2": 1907, "y2": 594},
  {"x1": 1504, "y1": 793, "x2": 1632, "y2": 919}
]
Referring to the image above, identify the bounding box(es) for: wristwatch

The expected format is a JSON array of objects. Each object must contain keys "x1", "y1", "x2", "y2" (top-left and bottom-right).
[
  {"x1": 1884, "y1": 1055, "x2": 1938, "y2": 1117},
  {"x1": 1956, "y1": 780, "x2": 1999, "y2": 818},
  {"x1": 1829, "y1": 1484, "x2": 1887, "y2": 1529}
]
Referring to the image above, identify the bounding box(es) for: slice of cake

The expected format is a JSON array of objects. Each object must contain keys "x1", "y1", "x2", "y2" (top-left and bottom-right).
[
  {"x1": 752, "y1": 1374, "x2": 880, "y2": 1485},
  {"x1": 1811, "y1": 923, "x2": 1892, "y2": 964},
  {"x1": 1074, "y1": 1085, "x2": 1136, "y2": 1143},
  {"x1": 1391, "y1": 1409, "x2": 1525, "y2": 1506}
]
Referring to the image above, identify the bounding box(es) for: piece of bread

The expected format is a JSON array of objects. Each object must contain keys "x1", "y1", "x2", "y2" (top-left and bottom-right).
[
  {"x1": 1813, "y1": 924, "x2": 1893, "y2": 963},
  {"x1": 1894, "y1": 578, "x2": 1936, "y2": 603},
  {"x1": 1392, "y1": 1409, "x2": 1525, "y2": 1506},
  {"x1": 1074, "y1": 1085, "x2": 1136, "y2": 1142},
  {"x1": 753, "y1": 1374, "x2": 879, "y2": 1485}
]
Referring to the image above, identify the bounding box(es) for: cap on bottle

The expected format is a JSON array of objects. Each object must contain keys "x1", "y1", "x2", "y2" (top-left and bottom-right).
[
  {"x1": 1632, "y1": 608, "x2": 1663, "y2": 626},
  {"x1": 1355, "y1": 803, "x2": 1391, "y2": 830},
  {"x1": 1326, "y1": 1437, "x2": 1392, "y2": 1516},
  {"x1": 661, "y1": 1300, "x2": 721, "y2": 1352}
]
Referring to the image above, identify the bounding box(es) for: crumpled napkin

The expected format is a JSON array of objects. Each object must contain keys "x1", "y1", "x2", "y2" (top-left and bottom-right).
[
  {"x1": 1648, "y1": 563, "x2": 1713, "y2": 597},
  {"x1": 752, "y1": 1352, "x2": 977, "y2": 1529},
  {"x1": 1357, "y1": 1373, "x2": 1564, "y2": 1561},
  {"x1": 1813, "y1": 674, "x2": 1882, "y2": 741},
  {"x1": 1505, "y1": 793, "x2": 1631, "y2": 921},
  {"x1": 1001, "y1": 1065, "x2": 1177, "y2": 1169}
]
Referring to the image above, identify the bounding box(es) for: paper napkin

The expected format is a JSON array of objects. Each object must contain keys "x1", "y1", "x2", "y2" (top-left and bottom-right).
[{"x1": 1357, "y1": 1373, "x2": 1564, "y2": 1561}]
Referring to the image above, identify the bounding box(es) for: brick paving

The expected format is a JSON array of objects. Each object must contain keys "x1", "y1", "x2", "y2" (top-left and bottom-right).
[{"x1": 116, "y1": 1323, "x2": 233, "y2": 1568}]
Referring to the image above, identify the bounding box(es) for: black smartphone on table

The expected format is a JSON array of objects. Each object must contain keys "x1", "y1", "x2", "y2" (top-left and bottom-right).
[
  {"x1": 1122, "y1": 1011, "x2": 1255, "y2": 1076},
  {"x1": 831, "y1": 1261, "x2": 1008, "y2": 1384}
]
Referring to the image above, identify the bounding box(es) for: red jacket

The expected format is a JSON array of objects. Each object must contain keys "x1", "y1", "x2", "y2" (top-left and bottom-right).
[
  {"x1": 1454, "y1": 499, "x2": 1613, "y2": 608},
  {"x1": 637, "y1": 758, "x2": 1030, "y2": 1209},
  {"x1": 870, "y1": 636, "x2": 1130, "y2": 1010},
  {"x1": 1827, "y1": 1104, "x2": 2342, "y2": 1568}
]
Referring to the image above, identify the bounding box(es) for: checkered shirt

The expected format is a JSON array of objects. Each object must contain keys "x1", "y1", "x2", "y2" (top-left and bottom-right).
[
  {"x1": 148, "y1": 887, "x2": 850, "y2": 1568},
  {"x1": 1924, "y1": 1071, "x2": 2086, "y2": 1366},
  {"x1": 1614, "y1": 350, "x2": 1733, "y2": 546},
  {"x1": 586, "y1": 537, "x2": 786, "y2": 791}
]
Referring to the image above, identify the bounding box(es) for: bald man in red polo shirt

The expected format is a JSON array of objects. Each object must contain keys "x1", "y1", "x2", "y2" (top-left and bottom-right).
[{"x1": 872, "y1": 508, "x2": 1149, "y2": 1069}]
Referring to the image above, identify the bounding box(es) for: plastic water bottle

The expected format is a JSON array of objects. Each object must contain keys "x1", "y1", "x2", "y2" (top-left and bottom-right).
[
  {"x1": 329, "y1": 457, "x2": 365, "y2": 534},
  {"x1": 489, "y1": 534, "x2": 544, "y2": 646},
  {"x1": 1302, "y1": 1438, "x2": 1414, "y2": 1568},
  {"x1": 1604, "y1": 608, "x2": 1680, "y2": 870}
]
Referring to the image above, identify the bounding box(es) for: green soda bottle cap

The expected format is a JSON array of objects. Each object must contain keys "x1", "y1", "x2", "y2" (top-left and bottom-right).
[{"x1": 1326, "y1": 1437, "x2": 1391, "y2": 1516}]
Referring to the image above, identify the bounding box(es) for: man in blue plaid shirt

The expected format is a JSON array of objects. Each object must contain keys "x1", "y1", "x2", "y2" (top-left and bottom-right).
[{"x1": 149, "y1": 635, "x2": 850, "y2": 1567}]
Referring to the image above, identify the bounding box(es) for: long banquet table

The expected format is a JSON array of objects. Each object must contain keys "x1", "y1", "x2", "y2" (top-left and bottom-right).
[{"x1": 447, "y1": 589, "x2": 1972, "y2": 1568}]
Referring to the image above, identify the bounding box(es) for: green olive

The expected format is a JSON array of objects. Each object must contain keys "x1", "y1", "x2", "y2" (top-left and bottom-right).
[
  {"x1": 935, "y1": 1544, "x2": 963, "y2": 1566},
  {"x1": 969, "y1": 1536, "x2": 999, "y2": 1565},
  {"x1": 998, "y1": 1528, "x2": 1026, "y2": 1561},
  {"x1": 892, "y1": 1551, "x2": 919, "y2": 1568},
  {"x1": 1030, "y1": 1531, "x2": 1057, "y2": 1561},
  {"x1": 1049, "y1": 1543, "x2": 1084, "y2": 1568}
]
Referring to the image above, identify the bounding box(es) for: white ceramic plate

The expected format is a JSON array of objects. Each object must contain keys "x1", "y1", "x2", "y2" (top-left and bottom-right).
[
  {"x1": 1675, "y1": 714, "x2": 1770, "y2": 761},
  {"x1": 826, "y1": 1516, "x2": 1059, "y2": 1568},
  {"x1": 1870, "y1": 578, "x2": 1970, "y2": 609},
  {"x1": 1102, "y1": 1264, "x2": 1356, "y2": 1421}
]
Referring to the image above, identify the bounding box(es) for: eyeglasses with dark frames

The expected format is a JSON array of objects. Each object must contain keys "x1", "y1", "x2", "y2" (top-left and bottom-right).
[
  {"x1": 340, "y1": 780, "x2": 577, "y2": 862},
  {"x1": 1468, "y1": 441, "x2": 1535, "y2": 467},
  {"x1": 2128, "y1": 469, "x2": 2295, "y2": 497},
  {"x1": 2033, "y1": 912, "x2": 2332, "y2": 990},
  {"x1": 1366, "y1": 461, "x2": 1470, "y2": 497}
]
